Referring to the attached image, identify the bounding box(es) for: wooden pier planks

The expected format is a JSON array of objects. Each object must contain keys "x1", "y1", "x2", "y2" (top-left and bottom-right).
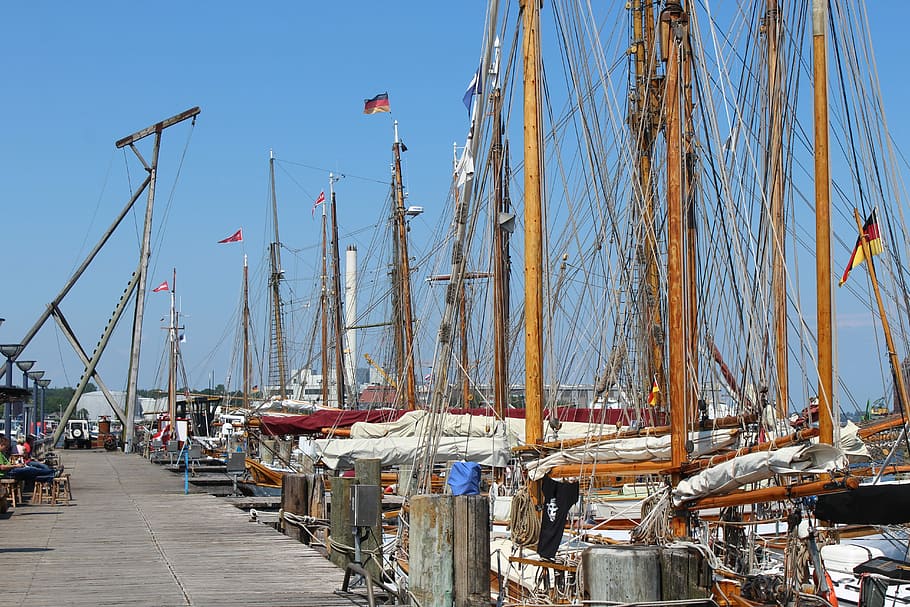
[{"x1": 0, "y1": 449, "x2": 366, "y2": 606}]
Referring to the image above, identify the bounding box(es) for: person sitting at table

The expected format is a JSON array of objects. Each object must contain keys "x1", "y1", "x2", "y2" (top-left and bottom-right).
[
  {"x1": 0, "y1": 436, "x2": 54, "y2": 483},
  {"x1": 15, "y1": 435, "x2": 31, "y2": 458}
]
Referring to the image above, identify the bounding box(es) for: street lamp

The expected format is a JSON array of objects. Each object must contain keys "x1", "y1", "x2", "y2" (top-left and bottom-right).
[
  {"x1": 15, "y1": 361, "x2": 35, "y2": 438},
  {"x1": 27, "y1": 370, "x2": 44, "y2": 436},
  {"x1": 36, "y1": 378, "x2": 51, "y2": 437},
  {"x1": 0, "y1": 344, "x2": 23, "y2": 438}
]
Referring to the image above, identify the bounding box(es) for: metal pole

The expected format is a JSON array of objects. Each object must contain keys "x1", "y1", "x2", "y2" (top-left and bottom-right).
[{"x1": 4, "y1": 358, "x2": 11, "y2": 439}]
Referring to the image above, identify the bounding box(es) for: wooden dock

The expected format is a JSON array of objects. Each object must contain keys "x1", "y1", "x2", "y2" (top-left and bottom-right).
[{"x1": 1, "y1": 449, "x2": 369, "y2": 606}]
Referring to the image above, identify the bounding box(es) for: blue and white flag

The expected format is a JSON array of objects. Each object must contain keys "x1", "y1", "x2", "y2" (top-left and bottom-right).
[{"x1": 463, "y1": 67, "x2": 482, "y2": 116}]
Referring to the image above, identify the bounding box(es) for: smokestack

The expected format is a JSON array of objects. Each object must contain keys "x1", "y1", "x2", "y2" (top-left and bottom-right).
[{"x1": 345, "y1": 245, "x2": 358, "y2": 391}]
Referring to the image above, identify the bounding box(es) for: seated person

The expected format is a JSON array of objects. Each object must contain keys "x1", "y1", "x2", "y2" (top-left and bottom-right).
[
  {"x1": 16, "y1": 435, "x2": 31, "y2": 458},
  {"x1": 0, "y1": 436, "x2": 54, "y2": 483}
]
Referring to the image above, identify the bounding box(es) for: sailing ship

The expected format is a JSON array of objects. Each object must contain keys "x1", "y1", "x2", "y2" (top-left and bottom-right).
[{"x1": 313, "y1": 1, "x2": 910, "y2": 606}]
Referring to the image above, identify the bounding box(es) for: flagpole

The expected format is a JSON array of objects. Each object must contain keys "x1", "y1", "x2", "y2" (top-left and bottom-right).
[{"x1": 851, "y1": 208, "x2": 910, "y2": 420}]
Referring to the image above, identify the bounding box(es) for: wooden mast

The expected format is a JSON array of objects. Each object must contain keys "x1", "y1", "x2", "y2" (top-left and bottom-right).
[
  {"x1": 662, "y1": 2, "x2": 689, "y2": 472},
  {"x1": 633, "y1": 0, "x2": 664, "y2": 407},
  {"x1": 767, "y1": 0, "x2": 789, "y2": 420},
  {"x1": 812, "y1": 0, "x2": 834, "y2": 444},
  {"x1": 329, "y1": 174, "x2": 347, "y2": 408},
  {"x1": 392, "y1": 123, "x2": 418, "y2": 410},
  {"x1": 167, "y1": 268, "x2": 177, "y2": 434},
  {"x1": 321, "y1": 190, "x2": 330, "y2": 408},
  {"x1": 268, "y1": 150, "x2": 288, "y2": 400},
  {"x1": 491, "y1": 89, "x2": 510, "y2": 418},
  {"x1": 682, "y1": 4, "x2": 698, "y2": 423},
  {"x1": 521, "y1": 0, "x2": 543, "y2": 447},
  {"x1": 242, "y1": 255, "x2": 251, "y2": 410}
]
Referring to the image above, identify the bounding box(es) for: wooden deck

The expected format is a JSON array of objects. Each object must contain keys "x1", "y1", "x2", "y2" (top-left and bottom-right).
[{"x1": 1, "y1": 449, "x2": 368, "y2": 606}]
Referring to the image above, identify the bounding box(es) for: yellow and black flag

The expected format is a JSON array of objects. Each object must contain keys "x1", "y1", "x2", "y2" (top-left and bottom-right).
[{"x1": 840, "y1": 210, "x2": 884, "y2": 286}]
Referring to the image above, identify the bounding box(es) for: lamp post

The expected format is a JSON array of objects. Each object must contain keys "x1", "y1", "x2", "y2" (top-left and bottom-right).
[
  {"x1": 36, "y1": 378, "x2": 51, "y2": 437},
  {"x1": 16, "y1": 361, "x2": 35, "y2": 438},
  {"x1": 27, "y1": 370, "x2": 44, "y2": 436},
  {"x1": 0, "y1": 344, "x2": 24, "y2": 439}
]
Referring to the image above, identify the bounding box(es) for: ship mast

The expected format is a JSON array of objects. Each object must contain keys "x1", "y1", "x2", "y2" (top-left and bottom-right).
[
  {"x1": 329, "y1": 174, "x2": 347, "y2": 408},
  {"x1": 632, "y1": 0, "x2": 664, "y2": 407},
  {"x1": 661, "y1": 2, "x2": 689, "y2": 474},
  {"x1": 521, "y1": 0, "x2": 543, "y2": 447},
  {"x1": 392, "y1": 123, "x2": 418, "y2": 410},
  {"x1": 321, "y1": 191, "x2": 330, "y2": 407},
  {"x1": 268, "y1": 150, "x2": 288, "y2": 401},
  {"x1": 242, "y1": 255, "x2": 251, "y2": 410},
  {"x1": 491, "y1": 89, "x2": 511, "y2": 418},
  {"x1": 168, "y1": 268, "x2": 178, "y2": 433},
  {"x1": 812, "y1": 0, "x2": 834, "y2": 444},
  {"x1": 766, "y1": 0, "x2": 789, "y2": 420}
]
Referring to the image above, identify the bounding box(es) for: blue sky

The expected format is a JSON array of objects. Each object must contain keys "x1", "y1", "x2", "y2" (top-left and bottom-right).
[
  {"x1": 0, "y1": 2, "x2": 907, "y2": 414},
  {"x1": 0, "y1": 2, "x2": 488, "y2": 393}
]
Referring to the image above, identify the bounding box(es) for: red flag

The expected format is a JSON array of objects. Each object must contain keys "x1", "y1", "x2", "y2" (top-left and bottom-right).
[
  {"x1": 312, "y1": 191, "x2": 326, "y2": 218},
  {"x1": 217, "y1": 228, "x2": 243, "y2": 244},
  {"x1": 152, "y1": 281, "x2": 169, "y2": 293}
]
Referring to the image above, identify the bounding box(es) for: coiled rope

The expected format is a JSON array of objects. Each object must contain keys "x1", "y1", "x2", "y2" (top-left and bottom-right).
[{"x1": 509, "y1": 486, "x2": 541, "y2": 547}]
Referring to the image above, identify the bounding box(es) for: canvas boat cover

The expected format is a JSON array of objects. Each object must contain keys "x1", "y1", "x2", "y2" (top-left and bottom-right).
[
  {"x1": 525, "y1": 429, "x2": 738, "y2": 481},
  {"x1": 313, "y1": 435, "x2": 511, "y2": 470},
  {"x1": 672, "y1": 443, "x2": 845, "y2": 505}
]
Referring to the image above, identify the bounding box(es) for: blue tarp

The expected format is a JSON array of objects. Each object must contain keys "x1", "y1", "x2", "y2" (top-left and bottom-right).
[{"x1": 447, "y1": 460, "x2": 481, "y2": 495}]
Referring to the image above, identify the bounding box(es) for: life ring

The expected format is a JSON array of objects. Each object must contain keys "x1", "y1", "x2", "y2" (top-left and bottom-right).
[{"x1": 72, "y1": 428, "x2": 83, "y2": 439}]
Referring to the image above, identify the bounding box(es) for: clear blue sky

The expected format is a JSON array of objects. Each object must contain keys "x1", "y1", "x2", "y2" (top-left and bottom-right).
[
  {"x1": 0, "y1": 2, "x2": 488, "y2": 393},
  {"x1": 0, "y1": 2, "x2": 907, "y2": 416}
]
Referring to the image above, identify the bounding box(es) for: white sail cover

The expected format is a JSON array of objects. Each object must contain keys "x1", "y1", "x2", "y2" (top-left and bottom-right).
[
  {"x1": 349, "y1": 409, "x2": 624, "y2": 443},
  {"x1": 525, "y1": 429, "x2": 738, "y2": 480},
  {"x1": 314, "y1": 435, "x2": 511, "y2": 470},
  {"x1": 672, "y1": 443, "x2": 846, "y2": 505}
]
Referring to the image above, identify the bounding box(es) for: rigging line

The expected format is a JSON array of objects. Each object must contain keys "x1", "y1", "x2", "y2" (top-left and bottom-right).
[
  {"x1": 69, "y1": 150, "x2": 118, "y2": 278},
  {"x1": 277, "y1": 158, "x2": 391, "y2": 186},
  {"x1": 149, "y1": 119, "x2": 197, "y2": 290}
]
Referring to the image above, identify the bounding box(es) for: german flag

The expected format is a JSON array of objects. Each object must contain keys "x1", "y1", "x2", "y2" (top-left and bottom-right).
[
  {"x1": 647, "y1": 377, "x2": 660, "y2": 406},
  {"x1": 363, "y1": 92, "x2": 390, "y2": 115},
  {"x1": 840, "y1": 210, "x2": 884, "y2": 286}
]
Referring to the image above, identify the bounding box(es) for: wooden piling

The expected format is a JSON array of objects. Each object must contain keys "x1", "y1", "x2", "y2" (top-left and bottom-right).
[
  {"x1": 410, "y1": 494, "x2": 454, "y2": 607},
  {"x1": 354, "y1": 458, "x2": 382, "y2": 580},
  {"x1": 329, "y1": 475, "x2": 357, "y2": 570},
  {"x1": 281, "y1": 473, "x2": 310, "y2": 543},
  {"x1": 454, "y1": 494, "x2": 491, "y2": 607}
]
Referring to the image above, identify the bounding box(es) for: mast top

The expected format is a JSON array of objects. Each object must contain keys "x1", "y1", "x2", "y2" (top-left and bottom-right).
[{"x1": 394, "y1": 120, "x2": 400, "y2": 145}]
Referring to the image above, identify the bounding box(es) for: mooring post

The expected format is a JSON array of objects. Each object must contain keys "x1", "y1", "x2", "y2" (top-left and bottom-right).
[
  {"x1": 281, "y1": 474, "x2": 310, "y2": 543},
  {"x1": 330, "y1": 475, "x2": 357, "y2": 570},
  {"x1": 410, "y1": 494, "x2": 454, "y2": 607},
  {"x1": 454, "y1": 494, "x2": 491, "y2": 607},
  {"x1": 354, "y1": 458, "x2": 383, "y2": 579}
]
